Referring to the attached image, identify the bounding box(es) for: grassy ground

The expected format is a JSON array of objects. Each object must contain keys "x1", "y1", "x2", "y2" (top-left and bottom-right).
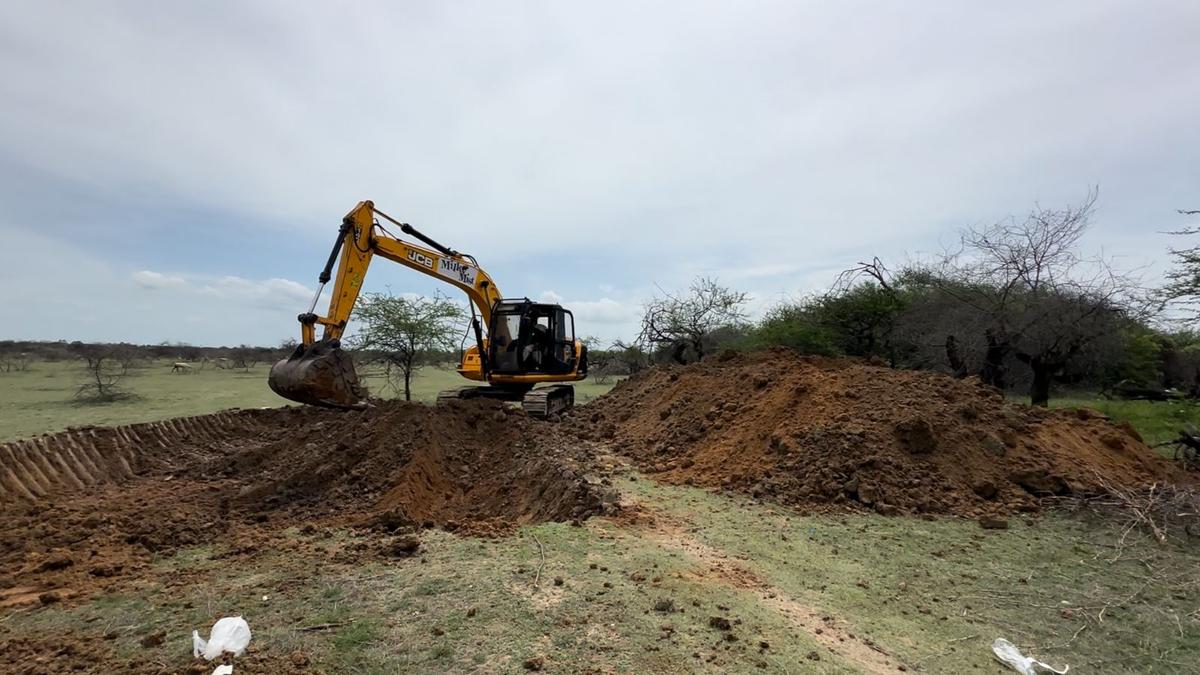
[
  {"x1": 1050, "y1": 394, "x2": 1200, "y2": 448},
  {"x1": 7, "y1": 476, "x2": 1196, "y2": 673},
  {"x1": 0, "y1": 360, "x2": 617, "y2": 442}
]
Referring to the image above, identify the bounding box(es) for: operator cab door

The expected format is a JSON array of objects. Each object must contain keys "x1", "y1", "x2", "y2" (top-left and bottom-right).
[
  {"x1": 488, "y1": 303, "x2": 525, "y2": 374},
  {"x1": 487, "y1": 303, "x2": 575, "y2": 375},
  {"x1": 519, "y1": 305, "x2": 576, "y2": 375},
  {"x1": 551, "y1": 308, "x2": 577, "y2": 374}
]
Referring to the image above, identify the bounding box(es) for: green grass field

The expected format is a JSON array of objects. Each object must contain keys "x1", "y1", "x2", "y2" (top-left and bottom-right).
[{"x1": 0, "y1": 359, "x2": 618, "y2": 442}]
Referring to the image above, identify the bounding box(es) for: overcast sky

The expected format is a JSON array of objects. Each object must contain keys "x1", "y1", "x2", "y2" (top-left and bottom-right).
[{"x1": 1, "y1": 1, "x2": 1196, "y2": 346}]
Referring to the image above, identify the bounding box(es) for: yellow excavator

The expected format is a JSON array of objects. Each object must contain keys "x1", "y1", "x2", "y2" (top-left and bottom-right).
[{"x1": 268, "y1": 201, "x2": 588, "y2": 417}]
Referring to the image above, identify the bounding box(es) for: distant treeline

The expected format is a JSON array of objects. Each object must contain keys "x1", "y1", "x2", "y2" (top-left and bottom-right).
[
  {"x1": 0, "y1": 339, "x2": 464, "y2": 369},
  {"x1": 0, "y1": 340, "x2": 293, "y2": 369}
]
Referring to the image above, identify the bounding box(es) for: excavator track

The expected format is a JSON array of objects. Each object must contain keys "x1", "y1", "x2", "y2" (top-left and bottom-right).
[
  {"x1": 521, "y1": 385, "x2": 575, "y2": 419},
  {"x1": 437, "y1": 384, "x2": 575, "y2": 419}
]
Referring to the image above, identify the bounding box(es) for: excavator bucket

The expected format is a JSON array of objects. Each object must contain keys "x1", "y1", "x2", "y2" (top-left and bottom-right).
[{"x1": 268, "y1": 340, "x2": 368, "y2": 408}]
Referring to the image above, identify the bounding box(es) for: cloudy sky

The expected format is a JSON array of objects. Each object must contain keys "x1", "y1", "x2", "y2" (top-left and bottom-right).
[{"x1": 1, "y1": 1, "x2": 1196, "y2": 346}]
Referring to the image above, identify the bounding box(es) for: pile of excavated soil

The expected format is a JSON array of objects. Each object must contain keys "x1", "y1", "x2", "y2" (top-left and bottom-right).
[
  {"x1": 1, "y1": 400, "x2": 611, "y2": 603},
  {"x1": 571, "y1": 349, "x2": 1191, "y2": 518},
  {"x1": 217, "y1": 398, "x2": 608, "y2": 532}
]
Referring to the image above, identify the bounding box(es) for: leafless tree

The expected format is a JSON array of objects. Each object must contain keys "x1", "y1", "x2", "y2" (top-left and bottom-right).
[
  {"x1": 0, "y1": 351, "x2": 31, "y2": 373},
  {"x1": 638, "y1": 277, "x2": 749, "y2": 364},
  {"x1": 73, "y1": 345, "x2": 138, "y2": 402},
  {"x1": 909, "y1": 189, "x2": 1146, "y2": 405},
  {"x1": 1161, "y1": 209, "x2": 1200, "y2": 320}
]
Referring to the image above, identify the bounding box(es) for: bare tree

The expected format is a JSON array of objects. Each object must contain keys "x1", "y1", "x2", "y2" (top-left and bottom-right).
[
  {"x1": 350, "y1": 291, "x2": 466, "y2": 401},
  {"x1": 1161, "y1": 209, "x2": 1200, "y2": 320},
  {"x1": 73, "y1": 344, "x2": 138, "y2": 402},
  {"x1": 0, "y1": 351, "x2": 31, "y2": 373},
  {"x1": 918, "y1": 189, "x2": 1146, "y2": 405},
  {"x1": 638, "y1": 277, "x2": 749, "y2": 364}
]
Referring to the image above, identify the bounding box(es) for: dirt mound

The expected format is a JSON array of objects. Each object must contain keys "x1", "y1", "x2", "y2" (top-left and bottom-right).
[
  {"x1": 1, "y1": 400, "x2": 611, "y2": 603},
  {"x1": 573, "y1": 349, "x2": 1190, "y2": 517},
  {"x1": 219, "y1": 399, "x2": 607, "y2": 532}
]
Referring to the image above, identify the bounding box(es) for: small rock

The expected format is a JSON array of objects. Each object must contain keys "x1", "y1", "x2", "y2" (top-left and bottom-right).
[
  {"x1": 522, "y1": 656, "x2": 545, "y2": 671},
  {"x1": 708, "y1": 616, "x2": 732, "y2": 631},
  {"x1": 972, "y1": 481, "x2": 999, "y2": 500},
  {"x1": 383, "y1": 535, "x2": 421, "y2": 557},
  {"x1": 37, "y1": 551, "x2": 74, "y2": 572},
  {"x1": 978, "y1": 517, "x2": 1009, "y2": 530},
  {"x1": 139, "y1": 631, "x2": 166, "y2": 648}
]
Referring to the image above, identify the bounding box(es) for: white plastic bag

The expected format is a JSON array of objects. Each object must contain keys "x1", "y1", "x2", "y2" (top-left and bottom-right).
[
  {"x1": 212, "y1": 666, "x2": 234, "y2": 675},
  {"x1": 192, "y1": 616, "x2": 252, "y2": 660},
  {"x1": 992, "y1": 638, "x2": 1068, "y2": 675}
]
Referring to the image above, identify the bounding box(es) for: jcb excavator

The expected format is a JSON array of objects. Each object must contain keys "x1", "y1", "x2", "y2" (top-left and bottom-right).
[{"x1": 268, "y1": 201, "x2": 587, "y2": 417}]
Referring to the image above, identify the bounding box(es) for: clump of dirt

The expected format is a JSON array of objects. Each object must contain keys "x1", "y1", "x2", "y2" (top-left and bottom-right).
[{"x1": 572, "y1": 348, "x2": 1191, "y2": 517}]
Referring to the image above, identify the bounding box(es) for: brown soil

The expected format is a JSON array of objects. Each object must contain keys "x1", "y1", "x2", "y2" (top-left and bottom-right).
[
  {"x1": 570, "y1": 349, "x2": 1191, "y2": 517},
  {"x1": 0, "y1": 399, "x2": 612, "y2": 606},
  {"x1": 2, "y1": 632, "x2": 315, "y2": 675}
]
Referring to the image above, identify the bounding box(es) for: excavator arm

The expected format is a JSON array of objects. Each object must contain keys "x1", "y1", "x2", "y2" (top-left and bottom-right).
[
  {"x1": 269, "y1": 200, "x2": 503, "y2": 407},
  {"x1": 300, "y1": 200, "x2": 503, "y2": 343}
]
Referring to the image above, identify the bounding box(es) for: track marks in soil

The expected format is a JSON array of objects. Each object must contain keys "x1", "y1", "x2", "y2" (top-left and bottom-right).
[
  {"x1": 0, "y1": 410, "x2": 276, "y2": 502},
  {"x1": 610, "y1": 498, "x2": 901, "y2": 675}
]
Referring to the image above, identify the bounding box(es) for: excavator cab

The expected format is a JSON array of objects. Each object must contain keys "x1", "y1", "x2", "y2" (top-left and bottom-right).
[{"x1": 488, "y1": 300, "x2": 577, "y2": 376}]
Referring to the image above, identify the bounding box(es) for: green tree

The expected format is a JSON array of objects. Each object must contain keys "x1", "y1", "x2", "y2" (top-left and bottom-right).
[
  {"x1": 754, "y1": 260, "x2": 912, "y2": 362},
  {"x1": 753, "y1": 301, "x2": 840, "y2": 355},
  {"x1": 351, "y1": 292, "x2": 466, "y2": 401}
]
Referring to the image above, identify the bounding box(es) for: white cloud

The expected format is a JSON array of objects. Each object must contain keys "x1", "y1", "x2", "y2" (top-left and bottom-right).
[
  {"x1": 131, "y1": 270, "x2": 186, "y2": 289},
  {"x1": 132, "y1": 270, "x2": 318, "y2": 310},
  {"x1": 570, "y1": 298, "x2": 641, "y2": 326},
  {"x1": 537, "y1": 290, "x2": 643, "y2": 342},
  {"x1": 0, "y1": 234, "x2": 326, "y2": 345},
  {"x1": 199, "y1": 275, "x2": 315, "y2": 308}
]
